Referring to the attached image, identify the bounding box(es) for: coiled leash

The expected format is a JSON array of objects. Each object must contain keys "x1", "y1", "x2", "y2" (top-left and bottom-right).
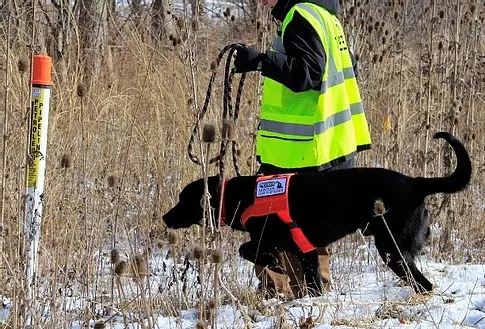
[{"x1": 187, "y1": 43, "x2": 246, "y2": 178}]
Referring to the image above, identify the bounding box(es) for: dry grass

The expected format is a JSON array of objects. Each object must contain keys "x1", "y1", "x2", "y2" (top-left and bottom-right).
[{"x1": 0, "y1": 1, "x2": 484, "y2": 328}]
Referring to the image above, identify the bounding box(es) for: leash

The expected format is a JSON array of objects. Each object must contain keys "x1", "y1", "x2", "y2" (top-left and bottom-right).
[{"x1": 187, "y1": 43, "x2": 246, "y2": 178}]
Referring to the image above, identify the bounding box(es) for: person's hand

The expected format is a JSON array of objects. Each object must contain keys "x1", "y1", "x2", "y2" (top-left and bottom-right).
[{"x1": 234, "y1": 47, "x2": 264, "y2": 73}]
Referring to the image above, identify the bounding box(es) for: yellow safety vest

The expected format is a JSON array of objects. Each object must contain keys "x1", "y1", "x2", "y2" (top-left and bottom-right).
[{"x1": 257, "y1": 2, "x2": 371, "y2": 170}]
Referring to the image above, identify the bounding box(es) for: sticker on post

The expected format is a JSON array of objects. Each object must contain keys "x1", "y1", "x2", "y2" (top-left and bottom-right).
[
  {"x1": 256, "y1": 178, "x2": 287, "y2": 197},
  {"x1": 32, "y1": 89, "x2": 41, "y2": 98}
]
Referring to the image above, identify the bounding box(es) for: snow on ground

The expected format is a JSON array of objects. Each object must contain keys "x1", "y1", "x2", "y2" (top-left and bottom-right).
[
  {"x1": 141, "y1": 260, "x2": 484, "y2": 329},
  {"x1": 1, "y1": 249, "x2": 484, "y2": 328}
]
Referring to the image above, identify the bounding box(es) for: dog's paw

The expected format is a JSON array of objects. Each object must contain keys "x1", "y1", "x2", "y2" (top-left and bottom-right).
[{"x1": 414, "y1": 282, "x2": 434, "y2": 295}]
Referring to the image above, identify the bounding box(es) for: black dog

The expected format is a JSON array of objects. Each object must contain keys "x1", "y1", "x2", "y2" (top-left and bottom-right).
[{"x1": 163, "y1": 132, "x2": 471, "y2": 295}]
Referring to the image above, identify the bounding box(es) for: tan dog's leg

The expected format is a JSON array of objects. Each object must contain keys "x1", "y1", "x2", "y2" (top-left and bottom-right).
[
  {"x1": 281, "y1": 251, "x2": 306, "y2": 298},
  {"x1": 255, "y1": 248, "x2": 332, "y2": 298},
  {"x1": 317, "y1": 247, "x2": 332, "y2": 291},
  {"x1": 255, "y1": 253, "x2": 293, "y2": 298},
  {"x1": 283, "y1": 247, "x2": 332, "y2": 297}
]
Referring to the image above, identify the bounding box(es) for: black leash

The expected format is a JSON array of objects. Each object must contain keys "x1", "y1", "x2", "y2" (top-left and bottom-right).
[{"x1": 187, "y1": 43, "x2": 246, "y2": 178}]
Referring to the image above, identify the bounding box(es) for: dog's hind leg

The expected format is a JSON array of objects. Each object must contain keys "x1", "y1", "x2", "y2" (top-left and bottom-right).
[
  {"x1": 374, "y1": 236, "x2": 433, "y2": 293},
  {"x1": 297, "y1": 250, "x2": 324, "y2": 297},
  {"x1": 239, "y1": 241, "x2": 285, "y2": 274}
]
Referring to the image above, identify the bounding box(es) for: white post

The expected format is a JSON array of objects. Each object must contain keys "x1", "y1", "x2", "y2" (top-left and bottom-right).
[{"x1": 24, "y1": 55, "x2": 53, "y2": 327}]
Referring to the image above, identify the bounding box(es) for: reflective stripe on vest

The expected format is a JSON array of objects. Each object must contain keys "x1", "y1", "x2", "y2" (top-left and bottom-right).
[
  {"x1": 261, "y1": 102, "x2": 364, "y2": 136},
  {"x1": 240, "y1": 174, "x2": 316, "y2": 254},
  {"x1": 257, "y1": 3, "x2": 371, "y2": 169}
]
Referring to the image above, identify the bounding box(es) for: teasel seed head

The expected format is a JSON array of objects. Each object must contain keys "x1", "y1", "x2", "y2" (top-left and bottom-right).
[
  {"x1": 17, "y1": 59, "x2": 28, "y2": 73},
  {"x1": 211, "y1": 249, "x2": 223, "y2": 263},
  {"x1": 208, "y1": 299, "x2": 217, "y2": 309},
  {"x1": 114, "y1": 260, "x2": 128, "y2": 276},
  {"x1": 168, "y1": 230, "x2": 178, "y2": 245},
  {"x1": 107, "y1": 175, "x2": 118, "y2": 188},
  {"x1": 134, "y1": 254, "x2": 149, "y2": 276},
  {"x1": 77, "y1": 84, "x2": 86, "y2": 98},
  {"x1": 156, "y1": 239, "x2": 164, "y2": 249},
  {"x1": 210, "y1": 61, "x2": 217, "y2": 71},
  {"x1": 110, "y1": 249, "x2": 120, "y2": 264},
  {"x1": 93, "y1": 322, "x2": 106, "y2": 329},
  {"x1": 202, "y1": 123, "x2": 216, "y2": 143},
  {"x1": 60, "y1": 154, "x2": 72, "y2": 169},
  {"x1": 177, "y1": 17, "x2": 185, "y2": 29},
  {"x1": 193, "y1": 246, "x2": 203, "y2": 259},
  {"x1": 374, "y1": 199, "x2": 386, "y2": 216},
  {"x1": 221, "y1": 119, "x2": 235, "y2": 140},
  {"x1": 192, "y1": 20, "x2": 198, "y2": 31}
]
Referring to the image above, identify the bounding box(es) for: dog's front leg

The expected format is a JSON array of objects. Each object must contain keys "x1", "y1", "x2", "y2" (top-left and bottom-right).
[
  {"x1": 298, "y1": 250, "x2": 324, "y2": 297},
  {"x1": 239, "y1": 241, "x2": 284, "y2": 274}
]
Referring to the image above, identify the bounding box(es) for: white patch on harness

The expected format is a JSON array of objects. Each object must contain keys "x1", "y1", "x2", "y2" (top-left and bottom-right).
[{"x1": 256, "y1": 178, "x2": 287, "y2": 197}]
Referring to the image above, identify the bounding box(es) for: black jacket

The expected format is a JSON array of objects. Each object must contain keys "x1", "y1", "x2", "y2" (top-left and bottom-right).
[{"x1": 261, "y1": 0, "x2": 356, "y2": 93}]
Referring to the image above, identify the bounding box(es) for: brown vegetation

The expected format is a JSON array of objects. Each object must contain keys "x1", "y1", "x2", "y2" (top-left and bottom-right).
[{"x1": 0, "y1": 0, "x2": 483, "y2": 327}]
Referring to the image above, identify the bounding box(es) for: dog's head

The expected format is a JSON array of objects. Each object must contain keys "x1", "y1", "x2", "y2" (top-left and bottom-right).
[{"x1": 162, "y1": 176, "x2": 220, "y2": 229}]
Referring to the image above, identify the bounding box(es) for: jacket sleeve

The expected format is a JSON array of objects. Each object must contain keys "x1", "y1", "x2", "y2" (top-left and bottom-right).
[
  {"x1": 260, "y1": 11, "x2": 326, "y2": 93},
  {"x1": 349, "y1": 49, "x2": 359, "y2": 77}
]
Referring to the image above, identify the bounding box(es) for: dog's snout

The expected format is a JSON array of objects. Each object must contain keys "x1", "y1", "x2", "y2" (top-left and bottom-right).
[{"x1": 162, "y1": 209, "x2": 174, "y2": 226}]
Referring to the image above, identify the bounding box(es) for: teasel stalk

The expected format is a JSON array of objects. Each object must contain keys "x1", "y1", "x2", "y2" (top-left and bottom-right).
[
  {"x1": 198, "y1": 122, "x2": 217, "y2": 322},
  {"x1": 0, "y1": 0, "x2": 12, "y2": 295},
  {"x1": 396, "y1": 1, "x2": 407, "y2": 166},
  {"x1": 423, "y1": 0, "x2": 436, "y2": 177},
  {"x1": 373, "y1": 199, "x2": 415, "y2": 289},
  {"x1": 0, "y1": 2, "x2": 11, "y2": 324},
  {"x1": 168, "y1": 230, "x2": 183, "y2": 321},
  {"x1": 77, "y1": 82, "x2": 92, "y2": 326}
]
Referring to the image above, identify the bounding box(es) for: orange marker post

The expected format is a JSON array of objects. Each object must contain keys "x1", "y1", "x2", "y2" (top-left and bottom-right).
[{"x1": 25, "y1": 55, "x2": 53, "y2": 327}]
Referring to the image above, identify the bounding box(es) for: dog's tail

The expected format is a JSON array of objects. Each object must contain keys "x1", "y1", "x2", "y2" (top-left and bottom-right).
[{"x1": 416, "y1": 132, "x2": 472, "y2": 196}]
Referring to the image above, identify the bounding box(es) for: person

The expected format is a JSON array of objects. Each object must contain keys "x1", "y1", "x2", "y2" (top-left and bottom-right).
[{"x1": 233, "y1": 0, "x2": 372, "y2": 298}]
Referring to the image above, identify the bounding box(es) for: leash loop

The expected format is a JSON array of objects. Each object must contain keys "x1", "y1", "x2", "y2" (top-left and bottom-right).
[{"x1": 187, "y1": 43, "x2": 246, "y2": 177}]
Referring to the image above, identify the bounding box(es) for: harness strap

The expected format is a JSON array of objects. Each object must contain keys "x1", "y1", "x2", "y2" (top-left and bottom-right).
[
  {"x1": 240, "y1": 174, "x2": 316, "y2": 253},
  {"x1": 219, "y1": 178, "x2": 229, "y2": 227}
]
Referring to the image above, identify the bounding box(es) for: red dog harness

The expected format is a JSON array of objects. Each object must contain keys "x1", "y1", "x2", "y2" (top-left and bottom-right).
[
  {"x1": 240, "y1": 174, "x2": 316, "y2": 253},
  {"x1": 219, "y1": 179, "x2": 229, "y2": 227}
]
